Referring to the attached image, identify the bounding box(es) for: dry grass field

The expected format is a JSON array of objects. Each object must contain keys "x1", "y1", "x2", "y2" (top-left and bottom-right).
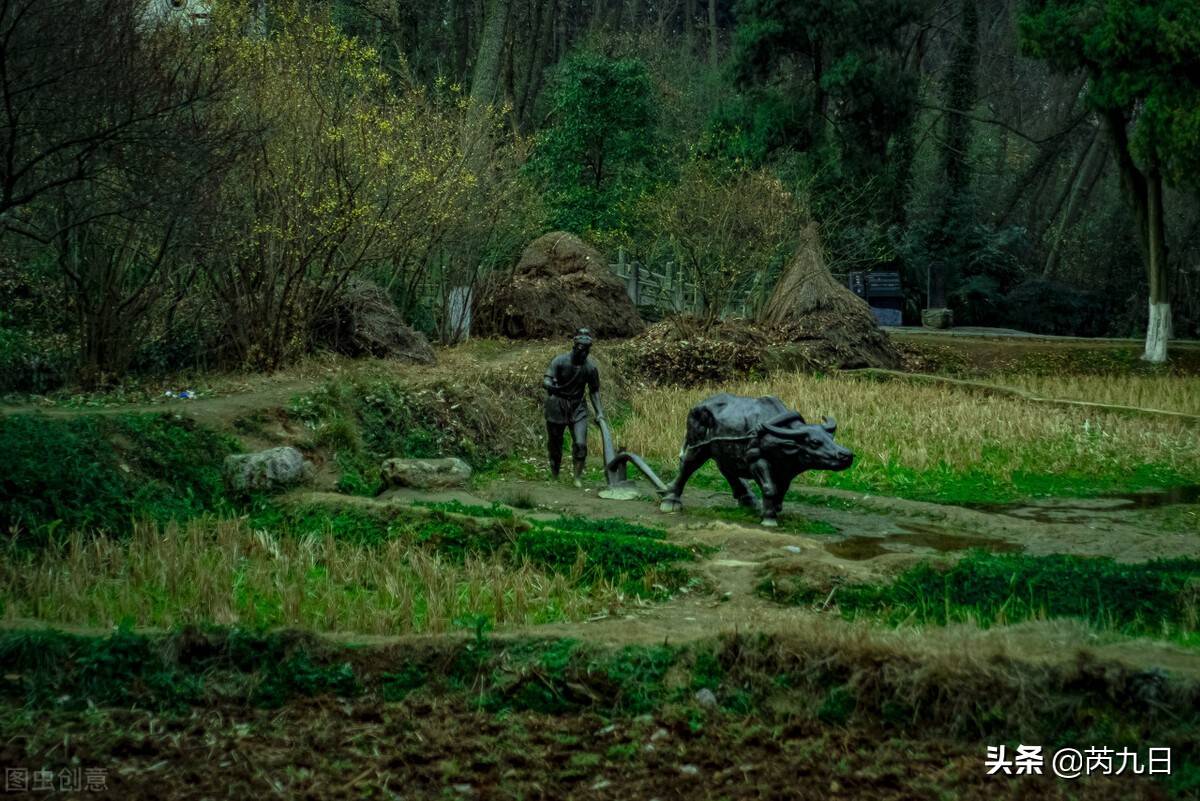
[
  {"x1": 0, "y1": 517, "x2": 622, "y2": 635},
  {"x1": 616, "y1": 371, "x2": 1200, "y2": 501},
  {"x1": 993, "y1": 372, "x2": 1200, "y2": 416}
]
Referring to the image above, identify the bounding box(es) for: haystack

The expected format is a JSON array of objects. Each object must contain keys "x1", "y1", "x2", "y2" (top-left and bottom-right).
[
  {"x1": 619, "y1": 316, "x2": 770, "y2": 386},
  {"x1": 311, "y1": 276, "x2": 435, "y2": 363},
  {"x1": 472, "y1": 232, "x2": 644, "y2": 340},
  {"x1": 761, "y1": 224, "x2": 901, "y2": 369}
]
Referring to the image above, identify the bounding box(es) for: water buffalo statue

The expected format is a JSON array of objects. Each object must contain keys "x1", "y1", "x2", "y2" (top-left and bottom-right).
[{"x1": 657, "y1": 393, "x2": 854, "y2": 526}]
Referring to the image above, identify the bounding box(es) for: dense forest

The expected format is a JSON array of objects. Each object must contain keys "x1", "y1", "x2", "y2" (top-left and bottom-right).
[{"x1": 2, "y1": 0, "x2": 1198, "y2": 391}]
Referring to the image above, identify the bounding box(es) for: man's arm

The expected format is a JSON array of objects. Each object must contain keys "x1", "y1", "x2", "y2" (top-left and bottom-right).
[{"x1": 588, "y1": 365, "x2": 604, "y2": 420}]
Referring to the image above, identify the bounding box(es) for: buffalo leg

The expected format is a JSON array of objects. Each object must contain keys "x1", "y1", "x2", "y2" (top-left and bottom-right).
[
  {"x1": 759, "y1": 470, "x2": 796, "y2": 527},
  {"x1": 718, "y1": 462, "x2": 760, "y2": 513},
  {"x1": 769, "y1": 477, "x2": 796, "y2": 524},
  {"x1": 750, "y1": 460, "x2": 781, "y2": 526},
  {"x1": 659, "y1": 447, "x2": 708, "y2": 513}
]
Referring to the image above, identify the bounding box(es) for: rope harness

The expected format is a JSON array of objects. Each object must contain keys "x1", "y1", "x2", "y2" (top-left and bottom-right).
[{"x1": 680, "y1": 432, "x2": 758, "y2": 457}]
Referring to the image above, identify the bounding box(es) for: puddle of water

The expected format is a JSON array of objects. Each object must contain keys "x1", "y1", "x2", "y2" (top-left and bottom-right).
[
  {"x1": 965, "y1": 485, "x2": 1200, "y2": 524},
  {"x1": 825, "y1": 523, "x2": 1021, "y2": 561},
  {"x1": 1117, "y1": 485, "x2": 1200, "y2": 507},
  {"x1": 825, "y1": 537, "x2": 890, "y2": 560}
]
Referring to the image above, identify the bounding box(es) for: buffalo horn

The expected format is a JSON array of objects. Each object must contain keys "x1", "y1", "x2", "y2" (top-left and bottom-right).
[
  {"x1": 761, "y1": 410, "x2": 806, "y2": 438},
  {"x1": 821, "y1": 416, "x2": 837, "y2": 434}
]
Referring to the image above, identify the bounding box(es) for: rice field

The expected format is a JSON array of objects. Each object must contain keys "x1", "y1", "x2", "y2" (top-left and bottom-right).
[
  {"x1": 992, "y1": 372, "x2": 1200, "y2": 416},
  {"x1": 615, "y1": 372, "x2": 1200, "y2": 502},
  {"x1": 1, "y1": 518, "x2": 621, "y2": 635}
]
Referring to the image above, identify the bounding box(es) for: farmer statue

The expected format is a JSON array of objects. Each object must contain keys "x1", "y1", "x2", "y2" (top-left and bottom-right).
[{"x1": 543, "y1": 328, "x2": 606, "y2": 487}]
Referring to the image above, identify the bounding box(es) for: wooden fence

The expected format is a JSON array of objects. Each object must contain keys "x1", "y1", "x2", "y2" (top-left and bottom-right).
[{"x1": 609, "y1": 248, "x2": 763, "y2": 318}]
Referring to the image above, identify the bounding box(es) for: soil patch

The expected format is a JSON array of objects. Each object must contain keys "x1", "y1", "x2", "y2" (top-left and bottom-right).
[{"x1": 1, "y1": 701, "x2": 1171, "y2": 800}]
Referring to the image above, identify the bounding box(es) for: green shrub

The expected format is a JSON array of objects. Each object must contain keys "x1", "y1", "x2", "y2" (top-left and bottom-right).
[
  {"x1": 535, "y1": 515, "x2": 666, "y2": 539},
  {"x1": 591, "y1": 645, "x2": 676, "y2": 714},
  {"x1": 0, "y1": 322, "x2": 70, "y2": 393},
  {"x1": 410, "y1": 518, "x2": 512, "y2": 559},
  {"x1": 289, "y1": 379, "x2": 473, "y2": 494},
  {"x1": 253, "y1": 652, "x2": 359, "y2": 708},
  {"x1": 380, "y1": 663, "x2": 428, "y2": 701},
  {"x1": 515, "y1": 528, "x2": 691, "y2": 583},
  {"x1": 772, "y1": 552, "x2": 1200, "y2": 636},
  {"x1": 0, "y1": 627, "x2": 200, "y2": 709},
  {"x1": 817, "y1": 685, "x2": 856, "y2": 725},
  {"x1": 0, "y1": 413, "x2": 237, "y2": 540}
]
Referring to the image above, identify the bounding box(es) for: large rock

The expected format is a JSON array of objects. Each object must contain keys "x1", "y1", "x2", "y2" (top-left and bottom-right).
[
  {"x1": 472, "y1": 232, "x2": 645, "y2": 339},
  {"x1": 380, "y1": 457, "x2": 472, "y2": 489},
  {"x1": 921, "y1": 308, "x2": 954, "y2": 329},
  {"x1": 224, "y1": 447, "x2": 313, "y2": 493}
]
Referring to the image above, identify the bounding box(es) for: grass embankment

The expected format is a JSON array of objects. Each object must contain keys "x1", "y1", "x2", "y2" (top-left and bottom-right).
[
  {"x1": 2, "y1": 626, "x2": 1197, "y2": 797},
  {"x1": 0, "y1": 412, "x2": 238, "y2": 540},
  {"x1": 992, "y1": 372, "x2": 1200, "y2": 416},
  {"x1": 283, "y1": 343, "x2": 632, "y2": 494},
  {"x1": 894, "y1": 335, "x2": 1200, "y2": 377},
  {"x1": 0, "y1": 503, "x2": 694, "y2": 634},
  {"x1": 763, "y1": 551, "x2": 1200, "y2": 646},
  {"x1": 616, "y1": 372, "x2": 1200, "y2": 504}
]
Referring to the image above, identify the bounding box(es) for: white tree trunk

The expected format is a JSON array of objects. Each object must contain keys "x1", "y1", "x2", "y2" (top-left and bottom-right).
[{"x1": 1143, "y1": 300, "x2": 1171, "y2": 364}]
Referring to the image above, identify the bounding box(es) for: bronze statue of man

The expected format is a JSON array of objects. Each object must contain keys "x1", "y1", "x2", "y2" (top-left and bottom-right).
[{"x1": 543, "y1": 328, "x2": 605, "y2": 487}]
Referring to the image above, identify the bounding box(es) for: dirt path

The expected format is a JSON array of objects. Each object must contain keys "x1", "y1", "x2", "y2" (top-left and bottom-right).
[
  {"x1": 0, "y1": 378, "x2": 316, "y2": 428},
  {"x1": 341, "y1": 476, "x2": 1200, "y2": 678},
  {"x1": 889, "y1": 326, "x2": 1200, "y2": 345}
]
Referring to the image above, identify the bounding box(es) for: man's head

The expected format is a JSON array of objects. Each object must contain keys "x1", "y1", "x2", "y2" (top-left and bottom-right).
[{"x1": 571, "y1": 328, "x2": 594, "y2": 360}]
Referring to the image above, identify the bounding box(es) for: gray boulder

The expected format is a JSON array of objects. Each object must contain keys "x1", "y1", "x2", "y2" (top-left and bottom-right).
[
  {"x1": 224, "y1": 447, "x2": 313, "y2": 493},
  {"x1": 381, "y1": 457, "x2": 472, "y2": 489},
  {"x1": 921, "y1": 307, "x2": 954, "y2": 329}
]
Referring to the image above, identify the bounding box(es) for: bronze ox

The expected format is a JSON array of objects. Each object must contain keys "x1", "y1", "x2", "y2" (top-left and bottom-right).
[{"x1": 657, "y1": 393, "x2": 854, "y2": 526}]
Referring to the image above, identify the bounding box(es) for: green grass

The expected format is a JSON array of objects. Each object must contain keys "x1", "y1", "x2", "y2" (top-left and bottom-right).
[
  {"x1": 0, "y1": 627, "x2": 366, "y2": 711},
  {"x1": 515, "y1": 528, "x2": 693, "y2": 590},
  {"x1": 253, "y1": 650, "x2": 359, "y2": 708},
  {"x1": 246, "y1": 501, "x2": 395, "y2": 544},
  {"x1": 533, "y1": 515, "x2": 667, "y2": 539},
  {"x1": 472, "y1": 455, "x2": 546, "y2": 483},
  {"x1": 0, "y1": 516, "x2": 623, "y2": 635},
  {"x1": 288, "y1": 380, "x2": 454, "y2": 494},
  {"x1": 821, "y1": 461, "x2": 1199, "y2": 506},
  {"x1": 764, "y1": 552, "x2": 1200, "y2": 640},
  {"x1": 681, "y1": 455, "x2": 1197, "y2": 508},
  {"x1": 0, "y1": 412, "x2": 238, "y2": 541},
  {"x1": 1, "y1": 501, "x2": 697, "y2": 635},
  {"x1": 412, "y1": 499, "x2": 515, "y2": 519},
  {"x1": 0, "y1": 626, "x2": 203, "y2": 710}
]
